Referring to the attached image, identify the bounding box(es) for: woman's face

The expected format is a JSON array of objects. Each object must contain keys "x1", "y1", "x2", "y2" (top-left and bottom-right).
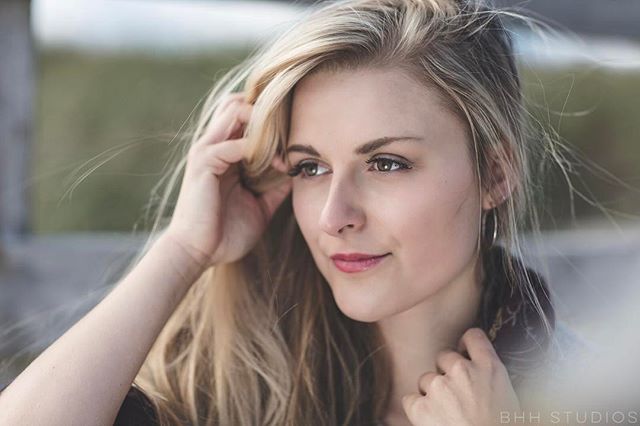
[{"x1": 287, "y1": 67, "x2": 488, "y2": 322}]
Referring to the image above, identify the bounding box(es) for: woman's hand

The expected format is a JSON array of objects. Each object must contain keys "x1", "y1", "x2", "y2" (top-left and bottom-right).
[
  {"x1": 401, "y1": 328, "x2": 521, "y2": 426},
  {"x1": 164, "y1": 92, "x2": 292, "y2": 268}
]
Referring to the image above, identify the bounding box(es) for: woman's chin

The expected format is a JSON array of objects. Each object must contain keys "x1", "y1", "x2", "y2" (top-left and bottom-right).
[{"x1": 330, "y1": 286, "x2": 390, "y2": 323}]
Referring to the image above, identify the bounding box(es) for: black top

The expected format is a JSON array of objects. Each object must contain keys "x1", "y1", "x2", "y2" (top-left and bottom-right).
[
  {"x1": 114, "y1": 386, "x2": 159, "y2": 425},
  {"x1": 0, "y1": 382, "x2": 158, "y2": 425}
]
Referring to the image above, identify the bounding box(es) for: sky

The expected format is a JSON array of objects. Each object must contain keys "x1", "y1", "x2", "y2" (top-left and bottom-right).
[
  {"x1": 31, "y1": 0, "x2": 640, "y2": 69},
  {"x1": 31, "y1": 0, "x2": 306, "y2": 53}
]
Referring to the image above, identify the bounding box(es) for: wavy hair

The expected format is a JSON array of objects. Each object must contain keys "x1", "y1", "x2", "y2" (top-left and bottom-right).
[{"x1": 129, "y1": 0, "x2": 564, "y2": 424}]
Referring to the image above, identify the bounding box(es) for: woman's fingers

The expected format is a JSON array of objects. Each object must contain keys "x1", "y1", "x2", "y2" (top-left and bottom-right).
[
  {"x1": 435, "y1": 349, "x2": 470, "y2": 375},
  {"x1": 258, "y1": 178, "x2": 292, "y2": 221},
  {"x1": 194, "y1": 138, "x2": 292, "y2": 210},
  {"x1": 212, "y1": 92, "x2": 246, "y2": 120},
  {"x1": 196, "y1": 137, "x2": 249, "y2": 176},
  {"x1": 417, "y1": 371, "x2": 442, "y2": 396},
  {"x1": 402, "y1": 391, "x2": 428, "y2": 420},
  {"x1": 260, "y1": 156, "x2": 293, "y2": 219},
  {"x1": 197, "y1": 101, "x2": 253, "y2": 147},
  {"x1": 403, "y1": 329, "x2": 518, "y2": 425},
  {"x1": 457, "y1": 327, "x2": 500, "y2": 367}
]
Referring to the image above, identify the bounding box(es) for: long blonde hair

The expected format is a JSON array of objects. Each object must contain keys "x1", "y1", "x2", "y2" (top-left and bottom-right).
[{"x1": 130, "y1": 0, "x2": 564, "y2": 424}]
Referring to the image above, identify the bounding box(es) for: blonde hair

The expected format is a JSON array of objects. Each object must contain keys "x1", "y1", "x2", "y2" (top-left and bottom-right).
[{"x1": 129, "y1": 0, "x2": 563, "y2": 424}]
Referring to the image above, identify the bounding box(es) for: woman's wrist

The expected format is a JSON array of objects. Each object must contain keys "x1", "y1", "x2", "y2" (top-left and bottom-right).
[{"x1": 153, "y1": 231, "x2": 210, "y2": 289}]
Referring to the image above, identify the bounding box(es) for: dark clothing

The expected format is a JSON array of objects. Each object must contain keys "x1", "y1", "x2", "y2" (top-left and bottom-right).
[
  {"x1": 0, "y1": 382, "x2": 158, "y2": 425},
  {"x1": 114, "y1": 385, "x2": 159, "y2": 425}
]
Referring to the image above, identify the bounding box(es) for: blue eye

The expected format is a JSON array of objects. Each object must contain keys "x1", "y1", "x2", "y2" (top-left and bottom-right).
[{"x1": 286, "y1": 156, "x2": 412, "y2": 179}]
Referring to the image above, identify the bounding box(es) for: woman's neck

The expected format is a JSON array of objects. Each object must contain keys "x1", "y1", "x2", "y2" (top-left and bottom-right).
[{"x1": 377, "y1": 255, "x2": 485, "y2": 422}]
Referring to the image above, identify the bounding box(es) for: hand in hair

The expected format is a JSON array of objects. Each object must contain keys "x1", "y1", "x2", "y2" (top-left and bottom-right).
[
  {"x1": 164, "y1": 92, "x2": 292, "y2": 268},
  {"x1": 401, "y1": 328, "x2": 521, "y2": 426}
]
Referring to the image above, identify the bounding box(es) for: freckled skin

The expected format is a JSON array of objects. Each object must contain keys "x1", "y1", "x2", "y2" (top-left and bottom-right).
[{"x1": 288, "y1": 67, "x2": 489, "y2": 323}]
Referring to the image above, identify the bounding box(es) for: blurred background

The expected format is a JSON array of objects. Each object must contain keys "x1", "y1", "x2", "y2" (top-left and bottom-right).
[{"x1": 1, "y1": 0, "x2": 639, "y2": 395}]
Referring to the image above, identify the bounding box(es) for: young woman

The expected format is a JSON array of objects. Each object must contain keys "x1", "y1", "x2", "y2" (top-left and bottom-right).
[{"x1": 1, "y1": 0, "x2": 583, "y2": 424}]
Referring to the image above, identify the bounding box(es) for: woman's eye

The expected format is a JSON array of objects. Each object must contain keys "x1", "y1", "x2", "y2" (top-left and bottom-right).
[
  {"x1": 287, "y1": 156, "x2": 411, "y2": 179},
  {"x1": 367, "y1": 157, "x2": 409, "y2": 172},
  {"x1": 288, "y1": 161, "x2": 330, "y2": 178},
  {"x1": 303, "y1": 162, "x2": 330, "y2": 177}
]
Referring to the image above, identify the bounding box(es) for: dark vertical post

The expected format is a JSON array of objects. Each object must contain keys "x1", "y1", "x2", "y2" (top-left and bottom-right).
[{"x1": 0, "y1": 0, "x2": 34, "y2": 247}]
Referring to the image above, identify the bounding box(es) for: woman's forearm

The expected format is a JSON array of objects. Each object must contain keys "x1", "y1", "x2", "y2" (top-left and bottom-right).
[{"x1": 0, "y1": 232, "x2": 206, "y2": 426}]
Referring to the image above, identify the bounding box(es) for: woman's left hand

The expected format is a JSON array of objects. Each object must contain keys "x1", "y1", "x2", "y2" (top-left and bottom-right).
[{"x1": 401, "y1": 327, "x2": 521, "y2": 426}]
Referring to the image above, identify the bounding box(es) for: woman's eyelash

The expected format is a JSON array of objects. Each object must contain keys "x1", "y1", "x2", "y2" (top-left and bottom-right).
[
  {"x1": 364, "y1": 157, "x2": 412, "y2": 171},
  {"x1": 286, "y1": 156, "x2": 412, "y2": 178}
]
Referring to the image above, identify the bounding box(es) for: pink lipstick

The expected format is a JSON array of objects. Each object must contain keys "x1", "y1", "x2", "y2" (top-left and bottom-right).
[{"x1": 330, "y1": 252, "x2": 391, "y2": 273}]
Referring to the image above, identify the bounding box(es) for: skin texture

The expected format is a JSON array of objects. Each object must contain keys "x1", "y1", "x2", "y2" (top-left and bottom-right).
[
  {"x1": 286, "y1": 67, "x2": 518, "y2": 425},
  {"x1": 0, "y1": 69, "x2": 517, "y2": 425}
]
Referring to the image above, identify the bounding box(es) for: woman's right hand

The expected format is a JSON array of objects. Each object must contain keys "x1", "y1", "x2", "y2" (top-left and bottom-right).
[{"x1": 163, "y1": 92, "x2": 292, "y2": 269}]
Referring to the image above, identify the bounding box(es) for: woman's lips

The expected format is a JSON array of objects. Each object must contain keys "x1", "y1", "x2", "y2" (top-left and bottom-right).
[{"x1": 331, "y1": 253, "x2": 391, "y2": 273}]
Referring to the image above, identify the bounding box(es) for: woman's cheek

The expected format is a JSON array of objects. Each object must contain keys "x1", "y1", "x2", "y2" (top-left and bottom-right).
[
  {"x1": 292, "y1": 186, "x2": 320, "y2": 238},
  {"x1": 393, "y1": 176, "x2": 473, "y2": 271}
]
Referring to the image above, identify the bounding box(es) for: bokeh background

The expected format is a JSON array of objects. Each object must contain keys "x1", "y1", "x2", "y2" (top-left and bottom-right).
[{"x1": 1, "y1": 0, "x2": 640, "y2": 396}]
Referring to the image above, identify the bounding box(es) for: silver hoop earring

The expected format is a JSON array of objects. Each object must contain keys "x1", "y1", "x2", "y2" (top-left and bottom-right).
[{"x1": 482, "y1": 208, "x2": 498, "y2": 248}]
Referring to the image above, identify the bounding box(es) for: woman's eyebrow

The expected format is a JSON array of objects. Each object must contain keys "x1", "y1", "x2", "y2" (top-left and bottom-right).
[{"x1": 286, "y1": 135, "x2": 423, "y2": 156}]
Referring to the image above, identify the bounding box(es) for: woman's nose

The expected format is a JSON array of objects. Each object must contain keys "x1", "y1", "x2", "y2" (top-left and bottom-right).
[{"x1": 318, "y1": 179, "x2": 365, "y2": 236}]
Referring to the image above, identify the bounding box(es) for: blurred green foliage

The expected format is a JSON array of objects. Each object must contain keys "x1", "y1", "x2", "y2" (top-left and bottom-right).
[
  {"x1": 33, "y1": 49, "x2": 640, "y2": 233},
  {"x1": 34, "y1": 48, "x2": 250, "y2": 233},
  {"x1": 522, "y1": 67, "x2": 640, "y2": 229}
]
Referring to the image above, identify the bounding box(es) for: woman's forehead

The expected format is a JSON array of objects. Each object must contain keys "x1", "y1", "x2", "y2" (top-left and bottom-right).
[
  {"x1": 286, "y1": 67, "x2": 466, "y2": 153},
  {"x1": 290, "y1": 66, "x2": 436, "y2": 111}
]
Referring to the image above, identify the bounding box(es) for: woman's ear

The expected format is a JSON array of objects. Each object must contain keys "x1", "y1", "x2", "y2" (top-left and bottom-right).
[{"x1": 481, "y1": 146, "x2": 516, "y2": 210}]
